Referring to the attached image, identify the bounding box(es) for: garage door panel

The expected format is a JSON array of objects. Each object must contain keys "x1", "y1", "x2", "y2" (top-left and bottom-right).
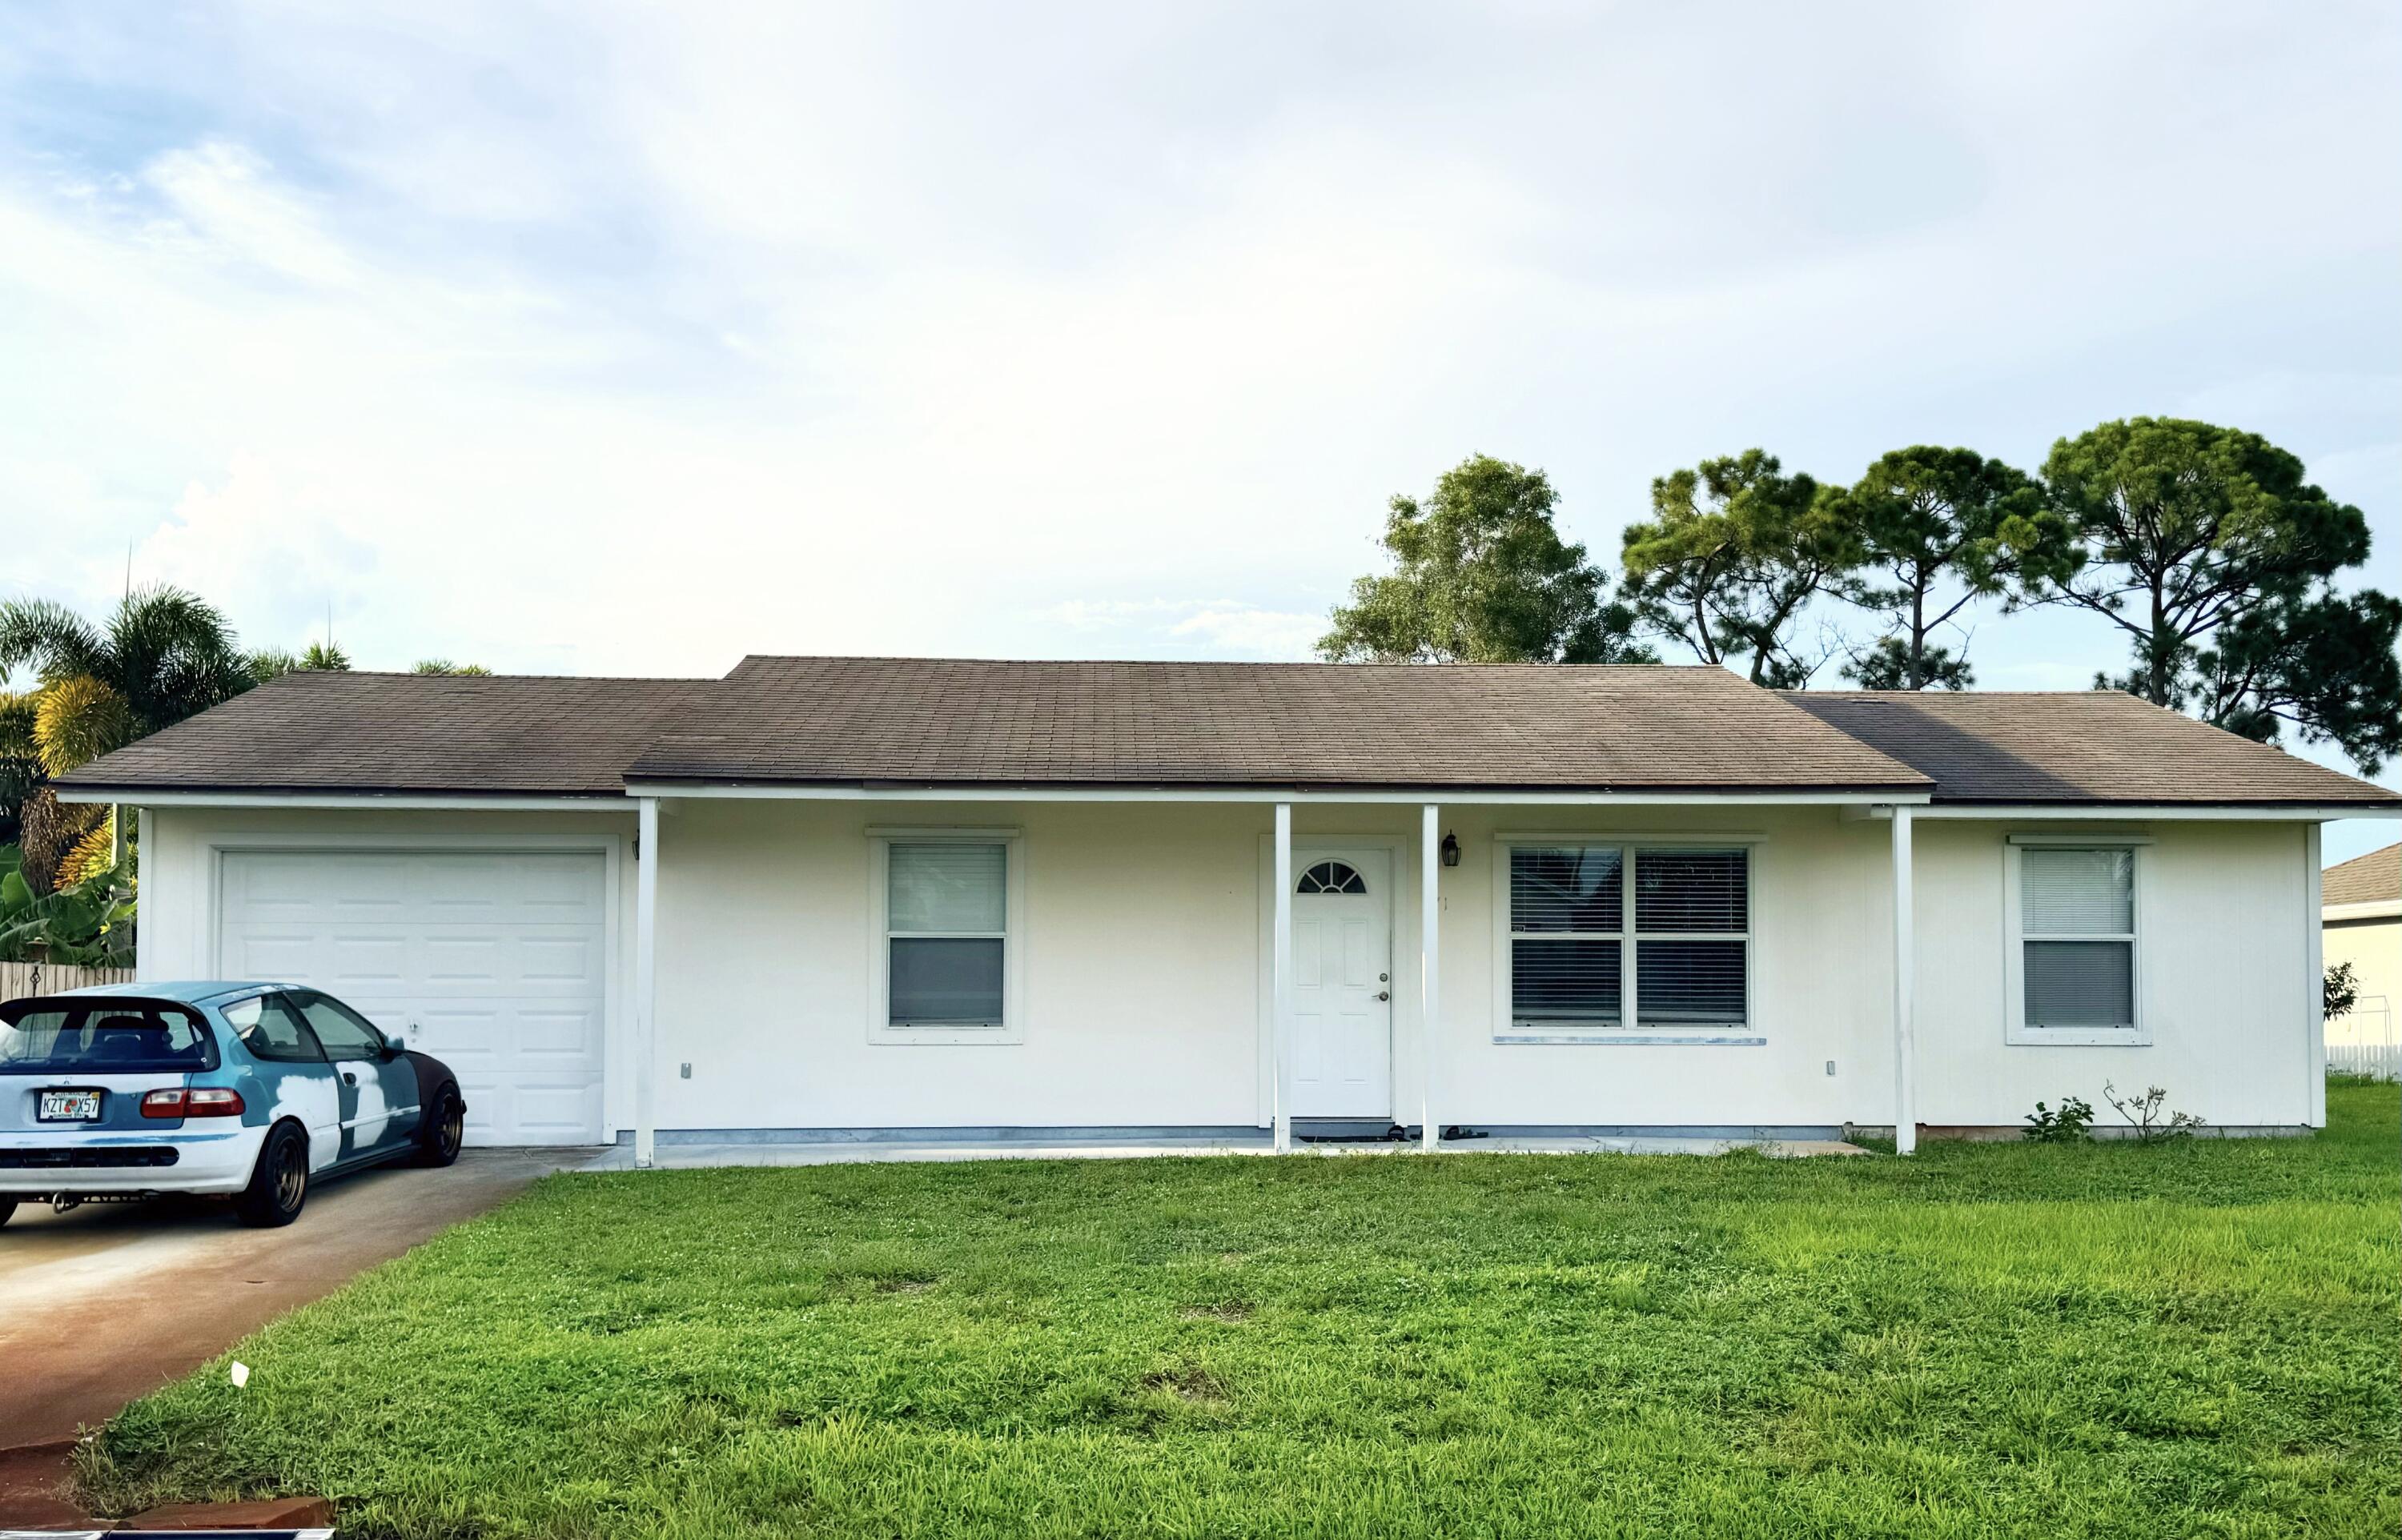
[
  {"x1": 511, "y1": 1085, "x2": 602, "y2": 1141},
  {"x1": 423, "y1": 935, "x2": 504, "y2": 983},
  {"x1": 219, "y1": 850, "x2": 607, "y2": 1145}
]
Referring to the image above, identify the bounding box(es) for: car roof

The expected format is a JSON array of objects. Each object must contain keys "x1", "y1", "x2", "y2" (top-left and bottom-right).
[{"x1": 46, "y1": 980, "x2": 296, "y2": 1005}]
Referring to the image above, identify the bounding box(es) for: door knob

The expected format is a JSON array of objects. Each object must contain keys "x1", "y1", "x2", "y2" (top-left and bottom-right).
[{"x1": 1376, "y1": 990, "x2": 1390, "y2": 1001}]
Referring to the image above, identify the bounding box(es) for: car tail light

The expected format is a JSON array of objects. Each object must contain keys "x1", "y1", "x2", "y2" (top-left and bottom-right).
[{"x1": 140, "y1": 1088, "x2": 245, "y2": 1119}]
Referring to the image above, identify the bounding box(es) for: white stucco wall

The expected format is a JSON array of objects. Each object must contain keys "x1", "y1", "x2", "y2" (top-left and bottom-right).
[
  {"x1": 131, "y1": 798, "x2": 2326, "y2": 1138},
  {"x1": 1913, "y1": 819, "x2": 2317, "y2": 1129}
]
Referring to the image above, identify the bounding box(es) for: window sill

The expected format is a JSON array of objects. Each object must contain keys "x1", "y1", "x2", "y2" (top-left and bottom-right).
[
  {"x1": 872, "y1": 1023, "x2": 1025, "y2": 1047},
  {"x1": 1495, "y1": 1031, "x2": 1765, "y2": 1047},
  {"x1": 2005, "y1": 1025, "x2": 2151, "y2": 1048}
]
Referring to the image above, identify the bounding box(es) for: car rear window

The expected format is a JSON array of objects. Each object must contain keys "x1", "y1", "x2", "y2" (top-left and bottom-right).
[{"x1": 0, "y1": 1000, "x2": 218, "y2": 1074}]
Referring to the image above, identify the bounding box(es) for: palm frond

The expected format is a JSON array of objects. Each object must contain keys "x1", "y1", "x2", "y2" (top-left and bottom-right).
[
  {"x1": 0, "y1": 598, "x2": 107, "y2": 683},
  {"x1": 34, "y1": 676, "x2": 135, "y2": 775}
]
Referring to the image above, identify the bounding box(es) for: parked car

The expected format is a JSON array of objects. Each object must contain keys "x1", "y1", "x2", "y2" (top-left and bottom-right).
[{"x1": 0, "y1": 981, "x2": 466, "y2": 1228}]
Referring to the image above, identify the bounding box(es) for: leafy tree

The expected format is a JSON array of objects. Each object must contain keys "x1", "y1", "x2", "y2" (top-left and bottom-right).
[
  {"x1": 412, "y1": 659, "x2": 492, "y2": 676},
  {"x1": 1837, "y1": 447, "x2": 2073, "y2": 691},
  {"x1": 251, "y1": 640, "x2": 352, "y2": 681},
  {"x1": 0, "y1": 587, "x2": 254, "y2": 741},
  {"x1": 1319, "y1": 454, "x2": 1651, "y2": 664},
  {"x1": 2028, "y1": 418, "x2": 2401, "y2": 772},
  {"x1": 2324, "y1": 959, "x2": 2359, "y2": 1022},
  {"x1": 1620, "y1": 450, "x2": 1861, "y2": 688},
  {"x1": 0, "y1": 692, "x2": 38, "y2": 845},
  {"x1": 0, "y1": 585, "x2": 253, "y2": 890}
]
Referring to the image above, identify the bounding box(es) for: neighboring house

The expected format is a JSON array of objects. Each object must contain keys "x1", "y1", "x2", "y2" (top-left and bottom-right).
[
  {"x1": 53, "y1": 660, "x2": 2402, "y2": 1155},
  {"x1": 2321, "y1": 841, "x2": 2400, "y2": 1077}
]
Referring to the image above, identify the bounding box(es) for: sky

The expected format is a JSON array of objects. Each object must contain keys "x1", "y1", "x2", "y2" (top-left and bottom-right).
[{"x1": 1, "y1": 2, "x2": 2396, "y2": 856}]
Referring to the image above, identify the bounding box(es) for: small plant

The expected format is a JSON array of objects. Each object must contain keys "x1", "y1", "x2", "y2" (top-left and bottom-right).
[
  {"x1": 2324, "y1": 960, "x2": 2359, "y2": 1023},
  {"x1": 2102, "y1": 1081, "x2": 2203, "y2": 1144},
  {"x1": 2022, "y1": 1096, "x2": 2094, "y2": 1142}
]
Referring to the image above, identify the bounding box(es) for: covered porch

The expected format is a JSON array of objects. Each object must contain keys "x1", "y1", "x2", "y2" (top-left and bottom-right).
[{"x1": 621, "y1": 788, "x2": 1929, "y2": 1165}]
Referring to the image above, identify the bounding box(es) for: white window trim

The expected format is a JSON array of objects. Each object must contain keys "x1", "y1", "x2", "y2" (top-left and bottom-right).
[
  {"x1": 1490, "y1": 836, "x2": 1758, "y2": 1045},
  {"x1": 866, "y1": 827, "x2": 1027, "y2": 1045},
  {"x1": 2002, "y1": 838, "x2": 2149, "y2": 1047}
]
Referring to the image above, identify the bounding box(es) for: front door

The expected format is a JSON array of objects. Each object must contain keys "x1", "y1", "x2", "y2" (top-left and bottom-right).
[{"x1": 1289, "y1": 848, "x2": 1392, "y2": 1119}]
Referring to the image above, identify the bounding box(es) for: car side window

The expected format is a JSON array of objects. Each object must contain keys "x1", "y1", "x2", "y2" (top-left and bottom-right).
[
  {"x1": 293, "y1": 993, "x2": 388, "y2": 1063},
  {"x1": 223, "y1": 995, "x2": 327, "y2": 1065}
]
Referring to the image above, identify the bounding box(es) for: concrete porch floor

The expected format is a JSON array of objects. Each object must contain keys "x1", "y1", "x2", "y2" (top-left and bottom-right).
[{"x1": 578, "y1": 1133, "x2": 1868, "y2": 1171}]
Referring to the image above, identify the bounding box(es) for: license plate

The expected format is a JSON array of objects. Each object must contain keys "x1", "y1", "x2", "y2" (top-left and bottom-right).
[{"x1": 38, "y1": 1089, "x2": 102, "y2": 1121}]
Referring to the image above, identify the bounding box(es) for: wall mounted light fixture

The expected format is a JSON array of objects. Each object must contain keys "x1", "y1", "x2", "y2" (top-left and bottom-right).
[{"x1": 1440, "y1": 832, "x2": 1460, "y2": 867}]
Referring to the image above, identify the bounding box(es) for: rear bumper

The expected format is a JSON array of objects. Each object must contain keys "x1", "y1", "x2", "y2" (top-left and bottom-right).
[{"x1": 0, "y1": 1125, "x2": 266, "y2": 1197}]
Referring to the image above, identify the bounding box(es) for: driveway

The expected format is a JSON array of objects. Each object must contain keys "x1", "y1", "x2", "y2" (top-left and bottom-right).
[{"x1": 0, "y1": 1149, "x2": 583, "y2": 1446}]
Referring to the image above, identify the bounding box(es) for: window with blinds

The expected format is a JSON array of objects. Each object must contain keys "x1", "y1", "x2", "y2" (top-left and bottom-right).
[
  {"x1": 2019, "y1": 845, "x2": 2135, "y2": 1031},
  {"x1": 887, "y1": 842, "x2": 1007, "y2": 1027},
  {"x1": 1505, "y1": 844, "x2": 1749, "y2": 1036}
]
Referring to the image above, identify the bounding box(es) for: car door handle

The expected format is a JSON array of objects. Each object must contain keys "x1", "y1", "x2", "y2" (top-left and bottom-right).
[{"x1": 342, "y1": 1071, "x2": 358, "y2": 1085}]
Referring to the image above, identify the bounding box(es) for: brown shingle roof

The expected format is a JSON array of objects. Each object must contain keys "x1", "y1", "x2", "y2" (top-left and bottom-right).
[
  {"x1": 625, "y1": 657, "x2": 1930, "y2": 792},
  {"x1": 52, "y1": 660, "x2": 2400, "y2": 807},
  {"x1": 58, "y1": 672, "x2": 709, "y2": 797},
  {"x1": 1781, "y1": 690, "x2": 2400, "y2": 807},
  {"x1": 2323, "y1": 842, "x2": 2401, "y2": 906}
]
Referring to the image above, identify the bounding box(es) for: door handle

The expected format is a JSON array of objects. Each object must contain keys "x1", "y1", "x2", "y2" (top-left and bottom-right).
[
  {"x1": 342, "y1": 1071, "x2": 358, "y2": 1085},
  {"x1": 1375, "y1": 991, "x2": 1390, "y2": 1001}
]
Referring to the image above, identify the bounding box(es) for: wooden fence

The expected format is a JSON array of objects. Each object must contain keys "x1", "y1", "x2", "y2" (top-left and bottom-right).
[{"x1": 0, "y1": 961, "x2": 137, "y2": 1000}]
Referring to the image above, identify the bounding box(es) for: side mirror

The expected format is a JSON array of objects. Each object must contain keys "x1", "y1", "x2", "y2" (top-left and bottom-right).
[{"x1": 380, "y1": 1033, "x2": 408, "y2": 1060}]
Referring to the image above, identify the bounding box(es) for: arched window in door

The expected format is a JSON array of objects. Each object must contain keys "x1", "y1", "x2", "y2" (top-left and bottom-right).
[{"x1": 1297, "y1": 860, "x2": 1368, "y2": 895}]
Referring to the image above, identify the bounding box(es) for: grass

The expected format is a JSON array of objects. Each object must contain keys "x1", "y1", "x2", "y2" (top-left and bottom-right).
[{"x1": 83, "y1": 1083, "x2": 2399, "y2": 1538}]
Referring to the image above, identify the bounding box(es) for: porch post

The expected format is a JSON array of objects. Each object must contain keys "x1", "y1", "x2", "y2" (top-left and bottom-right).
[
  {"x1": 1420, "y1": 804, "x2": 1440, "y2": 1153},
  {"x1": 1272, "y1": 801, "x2": 1294, "y2": 1153},
  {"x1": 634, "y1": 795, "x2": 660, "y2": 1169},
  {"x1": 1890, "y1": 804, "x2": 1916, "y2": 1156},
  {"x1": 2305, "y1": 821, "x2": 2325, "y2": 1129}
]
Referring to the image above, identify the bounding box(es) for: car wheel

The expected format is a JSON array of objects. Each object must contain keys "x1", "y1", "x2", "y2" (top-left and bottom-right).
[
  {"x1": 234, "y1": 1122, "x2": 310, "y2": 1228},
  {"x1": 413, "y1": 1086, "x2": 464, "y2": 1168}
]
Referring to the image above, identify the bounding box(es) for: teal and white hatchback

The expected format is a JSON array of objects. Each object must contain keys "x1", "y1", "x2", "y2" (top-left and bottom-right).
[{"x1": 0, "y1": 982, "x2": 467, "y2": 1228}]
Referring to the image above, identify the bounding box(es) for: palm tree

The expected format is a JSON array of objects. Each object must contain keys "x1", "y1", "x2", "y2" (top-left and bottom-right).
[{"x1": 0, "y1": 585, "x2": 255, "y2": 888}]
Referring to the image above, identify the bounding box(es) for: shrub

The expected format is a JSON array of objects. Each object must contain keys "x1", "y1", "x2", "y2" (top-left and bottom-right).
[{"x1": 2022, "y1": 1096, "x2": 2094, "y2": 1142}]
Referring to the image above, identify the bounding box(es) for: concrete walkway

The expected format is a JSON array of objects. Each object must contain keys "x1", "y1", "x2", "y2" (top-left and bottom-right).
[{"x1": 581, "y1": 1133, "x2": 1866, "y2": 1171}]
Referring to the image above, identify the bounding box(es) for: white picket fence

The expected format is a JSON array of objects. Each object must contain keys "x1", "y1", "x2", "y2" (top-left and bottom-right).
[{"x1": 0, "y1": 961, "x2": 136, "y2": 1001}]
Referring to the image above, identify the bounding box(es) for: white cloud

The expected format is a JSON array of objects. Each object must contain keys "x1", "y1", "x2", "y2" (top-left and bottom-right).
[{"x1": 0, "y1": 0, "x2": 2388, "y2": 725}]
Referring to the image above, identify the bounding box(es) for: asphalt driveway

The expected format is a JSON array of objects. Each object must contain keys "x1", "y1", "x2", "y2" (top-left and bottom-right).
[{"x1": 0, "y1": 1149, "x2": 583, "y2": 1446}]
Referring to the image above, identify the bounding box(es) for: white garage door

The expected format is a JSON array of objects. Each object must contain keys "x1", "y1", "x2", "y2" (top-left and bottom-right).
[{"x1": 218, "y1": 850, "x2": 609, "y2": 1146}]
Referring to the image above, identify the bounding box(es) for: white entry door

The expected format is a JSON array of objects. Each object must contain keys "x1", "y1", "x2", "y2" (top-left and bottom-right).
[
  {"x1": 1289, "y1": 848, "x2": 1392, "y2": 1119},
  {"x1": 217, "y1": 850, "x2": 609, "y2": 1146}
]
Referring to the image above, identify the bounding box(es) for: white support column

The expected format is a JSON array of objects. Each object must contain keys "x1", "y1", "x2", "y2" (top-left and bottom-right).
[
  {"x1": 1271, "y1": 802, "x2": 1294, "y2": 1154},
  {"x1": 1420, "y1": 804, "x2": 1440, "y2": 1153},
  {"x1": 1890, "y1": 804, "x2": 1916, "y2": 1156},
  {"x1": 2305, "y1": 822, "x2": 2325, "y2": 1129},
  {"x1": 131, "y1": 808, "x2": 150, "y2": 983},
  {"x1": 633, "y1": 796, "x2": 660, "y2": 1169}
]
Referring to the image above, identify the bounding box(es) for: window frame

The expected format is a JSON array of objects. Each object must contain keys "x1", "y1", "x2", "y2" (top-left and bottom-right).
[
  {"x1": 866, "y1": 827, "x2": 1027, "y2": 1045},
  {"x1": 2002, "y1": 835, "x2": 2150, "y2": 1047},
  {"x1": 1491, "y1": 836, "x2": 1760, "y2": 1045}
]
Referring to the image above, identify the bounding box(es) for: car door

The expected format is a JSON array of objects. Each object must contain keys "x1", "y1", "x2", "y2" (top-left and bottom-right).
[
  {"x1": 220, "y1": 993, "x2": 343, "y2": 1173},
  {"x1": 291, "y1": 991, "x2": 420, "y2": 1161}
]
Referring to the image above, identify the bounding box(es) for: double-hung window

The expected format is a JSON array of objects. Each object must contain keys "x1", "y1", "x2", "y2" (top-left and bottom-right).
[
  {"x1": 2009, "y1": 843, "x2": 2141, "y2": 1044},
  {"x1": 1500, "y1": 843, "x2": 1751, "y2": 1041},
  {"x1": 874, "y1": 836, "x2": 1022, "y2": 1043}
]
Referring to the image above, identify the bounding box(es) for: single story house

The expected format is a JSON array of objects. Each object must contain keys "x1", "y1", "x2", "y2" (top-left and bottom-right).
[
  {"x1": 55, "y1": 658, "x2": 2400, "y2": 1157},
  {"x1": 2321, "y1": 841, "x2": 2399, "y2": 1076}
]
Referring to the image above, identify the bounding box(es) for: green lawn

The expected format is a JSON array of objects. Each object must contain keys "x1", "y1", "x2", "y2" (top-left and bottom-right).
[{"x1": 85, "y1": 1084, "x2": 2399, "y2": 1539}]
